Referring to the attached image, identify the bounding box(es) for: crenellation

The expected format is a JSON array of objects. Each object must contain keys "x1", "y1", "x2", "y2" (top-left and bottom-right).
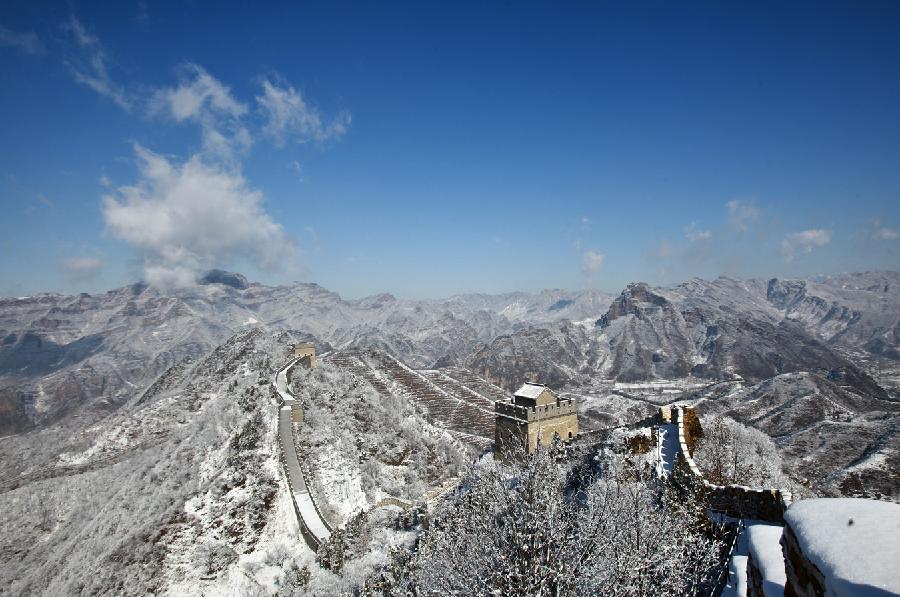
[
  {"x1": 293, "y1": 342, "x2": 317, "y2": 369},
  {"x1": 495, "y1": 382, "x2": 579, "y2": 459}
]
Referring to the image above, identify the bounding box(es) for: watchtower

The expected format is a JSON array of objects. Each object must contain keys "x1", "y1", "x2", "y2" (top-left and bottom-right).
[
  {"x1": 494, "y1": 382, "x2": 578, "y2": 459},
  {"x1": 293, "y1": 342, "x2": 317, "y2": 369}
]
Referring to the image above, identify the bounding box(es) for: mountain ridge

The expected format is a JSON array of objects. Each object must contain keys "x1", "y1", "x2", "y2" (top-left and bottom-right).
[{"x1": 2, "y1": 271, "x2": 897, "y2": 436}]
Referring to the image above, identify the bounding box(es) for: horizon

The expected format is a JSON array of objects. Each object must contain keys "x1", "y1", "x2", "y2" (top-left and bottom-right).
[
  {"x1": 4, "y1": 266, "x2": 898, "y2": 302},
  {"x1": 2, "y1": 2, "x2": 899, "y2": 299}
]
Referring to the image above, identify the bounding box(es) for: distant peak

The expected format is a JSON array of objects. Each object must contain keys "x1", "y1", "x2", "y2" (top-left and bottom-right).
[
  {"x1": 197, "y1": 269, "x2": 249, "y2": 290},
  {"x1": 355, "y1": 292, "x2": 397, "y2": 307}
]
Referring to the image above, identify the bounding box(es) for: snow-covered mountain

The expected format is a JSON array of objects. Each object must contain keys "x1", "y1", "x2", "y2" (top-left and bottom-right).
[
  {"x1": 1, "y1": 271, "x2": 898, "y2": 594},
  {"x1": 3, "y1": 271, "x2": 898, "y2": 438},
  {"x1": 468, "y1": 272, "x2": 900, "y2": 395},
  {"x1": 0, "y1": 328, "x2": 474, "y2": 595},
  {"x1": 696, "y1": 371, "x2": 900, "y2": 500},
  {"x1": 0, "y1": 277, "x2": 612, "y2": 435}
]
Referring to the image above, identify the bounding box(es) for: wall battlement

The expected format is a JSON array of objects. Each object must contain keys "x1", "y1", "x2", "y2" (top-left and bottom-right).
[
  {"x1": 495, "y1": 398, "x2": 576, "y2": 422},
  {"x1": 293, "y1": 342, "x2": 317, "y2": 369},
  {"x1": 667, "y1": 405, "x2": 793, "y2": 523},
  {"x1": 495, "y1": 383, "x2": 578, "y2": 458}
]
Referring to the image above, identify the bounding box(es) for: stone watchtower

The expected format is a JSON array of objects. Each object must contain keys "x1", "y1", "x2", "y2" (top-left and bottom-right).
[
  {"x1": 293, "y1": 342, "x2": 317, "y2": 369},
  {"x1": 495, "y1": 382, "x2": 578, "y2": 459}
]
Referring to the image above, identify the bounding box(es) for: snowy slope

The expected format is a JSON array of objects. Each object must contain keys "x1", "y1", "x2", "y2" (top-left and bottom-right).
[
  {"x1": 468, "y1": 273, "x2": 897, "y2": 395},
  {"x1": 0, "y1": 277, "x2": 612, "y2": 435}
]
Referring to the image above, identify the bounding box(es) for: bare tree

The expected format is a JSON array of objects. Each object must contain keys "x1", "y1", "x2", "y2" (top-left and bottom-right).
[
  {"x1": 364, "y1": 444, "x2": 723, "y2": 596},
  {"x1": 693, "y1": 416, "x2": 792, "y2": 489}
]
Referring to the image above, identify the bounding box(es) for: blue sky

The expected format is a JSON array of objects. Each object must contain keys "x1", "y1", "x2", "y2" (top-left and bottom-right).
[{"x1": 1, "y1": 1, "x2": 898, "y2": 298}]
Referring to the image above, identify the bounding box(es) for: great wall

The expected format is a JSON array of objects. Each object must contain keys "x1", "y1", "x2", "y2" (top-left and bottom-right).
[
  {"x1": 273, "y1": 357, "x2": 333, "y2": 550},
  {"x1": 658, "y1": 404, "x2": 793, "y2": 523},
  {"x1": 272, "y1": 349, "x2": 467, "y2": 552},
  {"x1": 273, "y1": 345, "x2": 900, "y2": 595}
]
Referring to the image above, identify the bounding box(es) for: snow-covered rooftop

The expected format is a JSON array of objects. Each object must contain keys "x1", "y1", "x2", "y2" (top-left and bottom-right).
[
  {"x1": 784, "y1": 498, "x2": 900, "y2": 595},
  {"x1": 515, "y1": 382, "x2": 548, "y2": 399}
]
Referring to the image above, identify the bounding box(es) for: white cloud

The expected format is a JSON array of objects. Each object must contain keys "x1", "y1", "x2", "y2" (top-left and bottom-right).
[
  {"x1": 726, "y1": 199, "x2": 759, "y2": 233},
  {"x1": 0, "y1": 25, "x2": 44, "y2": 54},
  {"x1": 871, "y1": 218, "x2": 899, "y2": 240},
  {"x1": 152, "y1": 64, "x2": 246, "y2": 122},
  {"x1": 151, "y1": 64, "x2": 251, "y2": 163},
  {"x1": 581, "y1": 250, "x2": 605, "y2": 274},
  {"x1": 61, "y1": 256, "x2": 103, "y2": 282},
  {"x1": 685, "y1": 222, "x2": 712, "y2": 242},
  {"x1": 257, "y1": 79, "x2": 350, "y2": 147},
  {"x1": 62, "y1": 16, "x2": 130, "y2": 110},
  {"x1": 102, "y1": 145, "x2": 292, "y2": 288},
  {"x1": 782, "y1": 228, "x2": 832, "y2": 262}
]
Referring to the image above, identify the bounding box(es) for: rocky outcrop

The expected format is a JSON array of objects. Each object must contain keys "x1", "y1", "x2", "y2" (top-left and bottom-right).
[
  {"x1": 466, "y1": 323, "x2": 595, "y2": 391},
  {"x1": 475, "y1": 275, "x2": 889, "y2": 394},
  {"x1": 198, "y1": 269, "x2": 250, "y2": 289},
  {"x1": 596, "y1": 282, "x2": 672, "y2": 327}
]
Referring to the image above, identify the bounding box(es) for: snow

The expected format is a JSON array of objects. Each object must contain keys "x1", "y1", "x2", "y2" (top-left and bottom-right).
[
  {"x1": 274, "y1": 360, "x2": 334, "y2": 546},
  {"x1": 613, "y1": 379, "x2": 707, "y2": 391},
  {"x1": 846, "y1": 450, "x2": 888, "y2": 473},
  {"x1": 242, "y1": 317, "x2": 259, "y2": 325},
  {"x1": 296, "y1": 492, "x2": 331, "y2": 539},
  {"x1": 273, "y1": 359, "x2": 299, "y2": 402},
  {"x1": 747, "y1": 524, "x2": 786, "y2": 597},
  {"x1": 313, "y1": 449, "x2": 367, "y2": 520},
  {"x1": 785, "y1": 498, "x2": 900, "y2": 595},
  {"x1": 721, "y1": 525, "x2": 750, "y2": 597},
  {"x1": 514, "y1": 382, "x2": 547, "y2": 399},
  {"x1": 166, "y1": 466, "x2": 314, "y2": 597},
  {"x1": 721, "y1": 521, "x2": 786, "y2": 597},
  {"x1": 499, "y1": 300, "x2": 527, "y2": 319}
]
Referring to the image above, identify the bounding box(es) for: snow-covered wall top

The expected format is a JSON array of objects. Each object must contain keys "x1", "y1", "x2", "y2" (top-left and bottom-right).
[{"x1": 784, "y1": 498, "x2": 900, "y2": 596}]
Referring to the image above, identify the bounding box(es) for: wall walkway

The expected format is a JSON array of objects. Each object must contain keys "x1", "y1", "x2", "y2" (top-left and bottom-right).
[{"x1": 273, "y1": 358, "x2": 333, "y2": 550}]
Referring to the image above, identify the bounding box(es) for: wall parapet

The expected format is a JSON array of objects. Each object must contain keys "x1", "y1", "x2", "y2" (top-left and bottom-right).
[
  {"x1": 494, "y1": 398, "x2": 576, "y2": 422},
  {"x1": 669, "y1": 405, "x2": 793, "y2": 523}
]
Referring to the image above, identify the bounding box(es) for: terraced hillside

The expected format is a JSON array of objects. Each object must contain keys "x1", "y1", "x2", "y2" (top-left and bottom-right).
[{"x1": 325, "y1": 350, "x2": 508, "y2": 450}]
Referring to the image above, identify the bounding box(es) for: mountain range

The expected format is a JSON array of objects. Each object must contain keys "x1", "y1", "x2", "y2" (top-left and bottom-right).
[
  {"x1": 467, "y1": 272, "x2": 899, "y2": 396},
  {"x1": 3, "y1": 271, "x2": 899, "y2": 437},
  {"x1": 1, "y1": 269, "x2": 898, "y2": 592},
  {"x1": 0, "y1": 277, "x2": 611, "y2": 435}
]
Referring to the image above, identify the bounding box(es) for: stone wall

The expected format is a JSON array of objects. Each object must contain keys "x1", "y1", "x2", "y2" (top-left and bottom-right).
[
  {"x1": 293, "y1": 342, "x2": 317, "y2": 369},
  {"x1": 659, "y1": 404, "x2": 674, "y2": 423},
  {"x1": 746, "y1": 551, "x2": 769, "y2": 597},
  {"x1": 680, "y1": 406, "x2": 702, "y2": 453},
  {"x1": 495, "y1": 399, "x2": 576, "y2": 422},
  {"x1": 671, "y1": 405, "x2": 792, "y2": 523},
  {"x1": 495, "y1": 400, "x2": 579, "y2": 459},
  {"x1": 495, "y1": 415, "x2": 528, "y2": 460},
  {"x1": 706, "y1": 485, "x2": 789, "y2": 522},
  {"x1": 274, "y1": 358, "x2": 333, "y2": 550},
  {"x1": 527, "y1": 413, "x2": 579, "y2": 453},
  {"x1": 780, "y1": 523, "x2": 827, "y2": 597}
]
